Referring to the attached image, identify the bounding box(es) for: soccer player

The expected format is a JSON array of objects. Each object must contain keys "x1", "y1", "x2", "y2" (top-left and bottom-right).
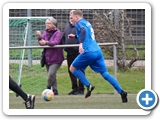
[
  {"x1": 9, "y1": 76, "x2": 35, "y2": 109},
  {"x1": 62, "y1": 10, "x2": 84, "y2": 95},
  {"x1": 68, "y1": 9, "x2": 127, "y2": 102}
]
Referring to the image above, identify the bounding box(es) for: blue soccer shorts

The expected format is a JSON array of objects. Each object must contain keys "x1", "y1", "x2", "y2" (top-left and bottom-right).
[{"x1": 72, "y1": 50, "x2": 108, "y2": 73}]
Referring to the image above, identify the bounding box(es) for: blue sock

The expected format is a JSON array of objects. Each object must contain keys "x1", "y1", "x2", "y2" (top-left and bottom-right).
[
  {"x1": 101, "y1": 72, "x2": 122, "y2": 94},
  {"x1": 72, "y1": 69, "x2": 90, "y2": 87}
]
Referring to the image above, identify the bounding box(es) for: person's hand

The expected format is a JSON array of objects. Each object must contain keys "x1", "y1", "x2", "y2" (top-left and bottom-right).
[
  {"x1": 39, "y1": 39, "x2": 47, "y2": 45},
  {"x1": 79, "y1": 43, "x2": 84, "y2": 53},
  {"x1": 68, "y1": 34, "x2": 75, "y2": 39},
  {"x1": 36, "y1": 31, "x2": 41, "y2": 38}
]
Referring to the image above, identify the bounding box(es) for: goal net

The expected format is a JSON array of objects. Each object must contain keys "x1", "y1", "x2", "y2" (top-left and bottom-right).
[{"x1": 9, "y1": 17, "x2": 48, "y2": 94}]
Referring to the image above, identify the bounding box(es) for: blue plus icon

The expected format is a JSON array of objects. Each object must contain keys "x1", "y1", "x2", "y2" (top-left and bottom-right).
[{"x1": 137, "y1": 89, "x2": 158, "y2": 110}]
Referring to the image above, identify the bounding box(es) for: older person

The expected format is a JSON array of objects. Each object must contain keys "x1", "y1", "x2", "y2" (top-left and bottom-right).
[{"x1": 36, "y1": 17, "x2": 64, "y2": 95}]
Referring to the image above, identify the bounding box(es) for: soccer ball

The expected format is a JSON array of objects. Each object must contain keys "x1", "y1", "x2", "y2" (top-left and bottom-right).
[{"x1": 41, "y1": 89, "x2": 54, "y2": 101}]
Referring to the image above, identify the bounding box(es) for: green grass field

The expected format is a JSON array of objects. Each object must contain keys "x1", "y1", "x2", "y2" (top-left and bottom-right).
[
  {"x1": 9, "y1": 65, "x2": 145, "y2": 94},
  {"x1": 9, "y1": 65, "x2": 144, "y2": 109},
  {"x1": 9, "y1": 93, "x2": 140, "y2": 109}
]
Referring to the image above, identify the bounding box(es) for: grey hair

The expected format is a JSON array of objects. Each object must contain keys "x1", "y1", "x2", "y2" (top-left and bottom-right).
[{"x1": 46, "y1": 17, "x2": 57, "y2": 29}]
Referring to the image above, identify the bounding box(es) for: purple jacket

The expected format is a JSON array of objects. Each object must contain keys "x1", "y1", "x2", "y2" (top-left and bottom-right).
[{"x1": 39, "y1": 29, "x2": 64, "y2": 65}]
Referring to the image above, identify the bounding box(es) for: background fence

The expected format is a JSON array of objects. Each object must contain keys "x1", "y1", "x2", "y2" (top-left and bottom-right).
[
  {"x1": 9, "y1": 9, "x2": 145, "y2": 59},
  {"x1": 9, "y1": 9, "x2": 145, "y2": 94},
  {"x1": 9, "y1": 9, "x2": 145, "y2": 46}
]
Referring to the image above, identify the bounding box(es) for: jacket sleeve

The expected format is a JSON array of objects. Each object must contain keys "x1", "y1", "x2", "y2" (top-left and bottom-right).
[{"x1": 48, "y1": 31, "x2": 62, "y2": 46}]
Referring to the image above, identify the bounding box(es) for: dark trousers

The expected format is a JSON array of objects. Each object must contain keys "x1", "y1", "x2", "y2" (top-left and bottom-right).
[
  {"x1": 67, "y1": 54, "x2": 84, "y2": 91},
  {"x1": 9, "y1": 76, "x2": 27, "y2": 101}
]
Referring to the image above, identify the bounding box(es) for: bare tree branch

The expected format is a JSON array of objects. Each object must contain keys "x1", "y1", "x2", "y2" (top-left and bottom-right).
[{"x1": 93, "y1": 10, "x2": 139, "y2": 71}]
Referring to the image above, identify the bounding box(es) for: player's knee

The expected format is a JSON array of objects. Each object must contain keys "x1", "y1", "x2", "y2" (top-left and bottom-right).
[{"x1": 69, "y1": 65, "x2": 76, "y2": 72}]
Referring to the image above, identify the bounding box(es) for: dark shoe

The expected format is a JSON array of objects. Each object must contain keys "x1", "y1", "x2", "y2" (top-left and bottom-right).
[
  {"x1": 121, "y1": 90, "x2": 128, "y2": 103},
  {"x1": 53, "y1": 89, "x2": 58, "y2": 95},
  {"x1": 85, "y1": 84, "x2": 95, "y2": 98},
  {"x1": 68, "y1": 89, "x2": 78, "y2": 95},
  {"x1": 78, "y1": 90, "x2": 84, "y2": 95},
  {"x1": 25, "y1": 94, "x2": 35, "y2": 109},
  {"x1": 73, "y1": 90, "x2": 84, "y2": 95}
]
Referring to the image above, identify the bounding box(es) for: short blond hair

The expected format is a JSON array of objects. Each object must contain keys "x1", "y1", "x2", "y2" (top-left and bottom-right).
[{"x1": 70, "y1": 9, "x2": 83, "y2": 17}]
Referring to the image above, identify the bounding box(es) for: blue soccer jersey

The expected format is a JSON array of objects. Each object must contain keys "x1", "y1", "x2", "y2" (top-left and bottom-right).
[
  {"x1": 70, "y1": 11, "x2": 126, "y2": 99},
  {"x1": 74, "y1": 18, "x2": 100, "y2": 52},
  {"x1": 72, "y1": 18, "x2": 124, "y2": 95}
]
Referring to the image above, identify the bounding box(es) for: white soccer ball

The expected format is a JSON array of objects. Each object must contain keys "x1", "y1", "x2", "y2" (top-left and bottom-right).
[{"x1": 41, "y1": 89, "x2": 54, "y2": 101}]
